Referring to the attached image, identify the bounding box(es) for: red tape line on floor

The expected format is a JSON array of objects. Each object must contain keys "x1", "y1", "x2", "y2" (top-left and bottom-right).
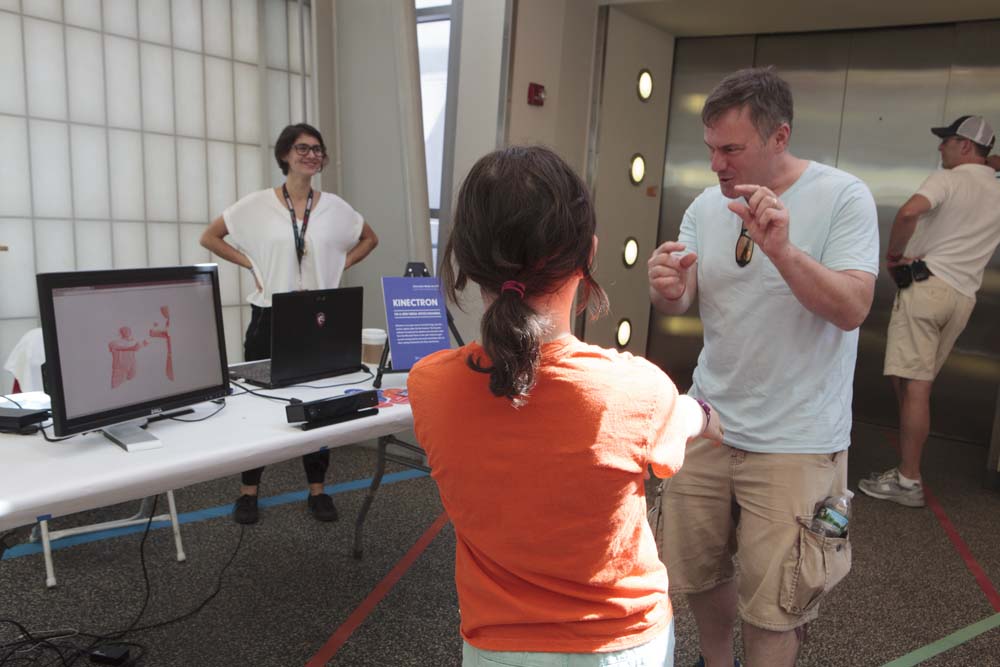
[
  {"x1": 922, "y1": 486, "x2": 1000, "y2": 612},
  {"x1": 306, "y1": 511, "x2": 450, "y2": 666},
  {"x1": 884, "y1": 433, "x2": 1000, "y2": 612}
]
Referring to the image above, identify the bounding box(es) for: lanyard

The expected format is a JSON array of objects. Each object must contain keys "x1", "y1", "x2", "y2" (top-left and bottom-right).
[{"x1": 282, "y1": 184, "x2": 314, "y2": 265}]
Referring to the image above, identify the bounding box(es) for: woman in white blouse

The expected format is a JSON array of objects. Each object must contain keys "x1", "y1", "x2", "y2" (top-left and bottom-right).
[{"x1": 200, "y1": 123, "x2": 378, "y2": 525}]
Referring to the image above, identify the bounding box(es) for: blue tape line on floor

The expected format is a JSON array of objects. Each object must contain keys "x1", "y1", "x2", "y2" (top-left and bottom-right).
[{"x1": 2, "y1": 469, "x2": 429, "y2": 560}]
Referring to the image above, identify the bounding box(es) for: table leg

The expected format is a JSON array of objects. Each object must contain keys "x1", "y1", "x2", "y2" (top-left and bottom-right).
[
  {"x1": 39, "y1": 520, "x2": 56, "y2": 588},
  {"x1": 353, "y1": 437, "x2": 389, "y2": 559},
  {"x1": 166, "y1": 490, "x2": 186, "y2": 562}
]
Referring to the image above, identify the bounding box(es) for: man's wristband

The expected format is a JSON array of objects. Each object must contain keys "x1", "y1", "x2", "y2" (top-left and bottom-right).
[
  {"x1": 886, "y1": 252, "x2": 903, "y2": 262},
  {"x1": 694, "y1": 397, "x2": 711, "y2": 433}
]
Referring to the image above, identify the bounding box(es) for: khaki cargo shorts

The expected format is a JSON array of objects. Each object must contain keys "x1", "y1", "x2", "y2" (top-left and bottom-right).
[
  {"x1": 658, "y1": 439, "x2": 850, "y2": 631},
  {"x1": 884, "y1": 276, "x2": 975, "y2": 381}
]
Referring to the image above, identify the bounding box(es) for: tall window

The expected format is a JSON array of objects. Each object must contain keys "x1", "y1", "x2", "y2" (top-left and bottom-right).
[
  {"x1": 415, "y1": 0, "x2": 452, "y2": 270},
  {"x1": 0, "y1": 0, "x2": 313, "y2": 388}
]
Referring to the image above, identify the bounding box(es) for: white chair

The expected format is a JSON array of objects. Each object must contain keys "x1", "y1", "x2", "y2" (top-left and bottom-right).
[{"x1": 4, "y1": 328, "x2": 186, "y2": 587}]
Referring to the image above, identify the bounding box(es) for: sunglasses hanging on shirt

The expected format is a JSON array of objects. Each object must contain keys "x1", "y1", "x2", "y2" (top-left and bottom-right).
[{"x1": 735, "y1": 226, "x2": 754, "y2": 267}]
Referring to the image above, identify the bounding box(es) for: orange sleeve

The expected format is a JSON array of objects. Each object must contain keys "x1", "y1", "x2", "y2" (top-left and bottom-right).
[{"x1": 645, "y1": 371, "x2": 687, "y2": 479}]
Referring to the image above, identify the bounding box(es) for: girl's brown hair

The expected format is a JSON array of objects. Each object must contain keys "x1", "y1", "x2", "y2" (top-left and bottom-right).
[{"x1": 440, "y1": 146, "x2": 607, "y2": 405}]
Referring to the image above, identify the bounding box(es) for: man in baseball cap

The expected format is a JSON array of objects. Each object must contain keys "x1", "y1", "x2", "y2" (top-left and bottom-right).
[
  {"x1": 859, "y1": 115, "x2": 1000, "y2": 507},
  {"x1": 930, "y1": 115, "x2": 995, "y2": 151}
]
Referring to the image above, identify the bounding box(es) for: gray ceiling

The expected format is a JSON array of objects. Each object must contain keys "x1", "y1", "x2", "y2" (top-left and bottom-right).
[{"x1": 607, "y1": 0, "x2": 1000, "y2": 37}]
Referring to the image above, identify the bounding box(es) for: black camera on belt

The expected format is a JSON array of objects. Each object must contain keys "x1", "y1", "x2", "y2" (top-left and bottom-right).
[{"x1": 891, "y1": 259, "x2": 931, "y2": 289}]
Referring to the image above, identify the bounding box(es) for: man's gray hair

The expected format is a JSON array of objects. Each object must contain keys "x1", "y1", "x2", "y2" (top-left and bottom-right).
[{"x1": 702, "y1": 67, "x2": 794, "y2": 141}]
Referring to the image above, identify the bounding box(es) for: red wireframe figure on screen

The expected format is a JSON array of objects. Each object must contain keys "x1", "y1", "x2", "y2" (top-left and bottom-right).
[
  {"x1": 108, "y1": 326, "x2": 148, "y2": 389},
  {"x1": 149, "y1": 306, "x2": 174, "y2": 381}
]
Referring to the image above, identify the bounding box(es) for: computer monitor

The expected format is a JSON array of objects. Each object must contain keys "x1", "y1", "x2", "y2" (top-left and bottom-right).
[{"x1": 36, "y1": 265, "x2": 230, "y2": 451}]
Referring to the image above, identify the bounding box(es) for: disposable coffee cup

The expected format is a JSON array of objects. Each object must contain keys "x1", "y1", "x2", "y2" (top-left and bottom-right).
[{"x1": 361, "y1": 328, "x2": 387, "y2": 365}]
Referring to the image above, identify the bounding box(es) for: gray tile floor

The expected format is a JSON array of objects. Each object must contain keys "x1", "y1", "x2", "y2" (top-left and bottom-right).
[{"x1": 2, "y1": 423, "x2": 999, "y2": 666}]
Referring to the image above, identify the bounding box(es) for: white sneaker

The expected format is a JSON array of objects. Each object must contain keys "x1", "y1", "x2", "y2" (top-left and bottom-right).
[{"x1": 858, "y1": 468, "x2": 926, "y2": 508}]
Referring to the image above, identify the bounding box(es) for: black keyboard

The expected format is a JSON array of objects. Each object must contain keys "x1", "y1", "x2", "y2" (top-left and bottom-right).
[{"x1": 230, "y1": 360, "x2": 271, "y2": 386}]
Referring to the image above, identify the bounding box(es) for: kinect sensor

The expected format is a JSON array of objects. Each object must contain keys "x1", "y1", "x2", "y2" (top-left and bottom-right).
[{"x1": 285, "y1": 390, "x2": 379, "y2": 431}]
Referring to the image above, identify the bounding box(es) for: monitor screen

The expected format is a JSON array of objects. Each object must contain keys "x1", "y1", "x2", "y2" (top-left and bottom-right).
[{"x1": 37, "y1": 265, "x2": 230, "y2": 441}]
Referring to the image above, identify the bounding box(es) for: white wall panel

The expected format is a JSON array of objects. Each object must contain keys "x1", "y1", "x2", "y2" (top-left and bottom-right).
[
  {"x1": 102, "y1": 0, "x2": 138, "y2": 38},
  {"x1": 0, "y1": 13, "x2": 25, "y2": 115},
  {"x1": 143, "y1": 134, "x2": 178, "y2": 221},
  {"x1": 5, "y1": 0, "x2": 315, "y2": 356},
  {"x1": 34, "y1": 220, "x2": 76, "y2": 273},
  {"x1": 287, "y1": 1, "x2": 302, "y2": 74},
  {"x1": 265, "y1": 0, "x2": 288, "y2": 68},
  {"x1": 218, "y1": 255, "x2": 241, "y2": 306},
  {"x1": 304, "y1": 8, "x2": 312, "y2": 76},
  {"x1": 70, "y1": 124, "x2": 110, "y2": 219},
  {"x1": 173, "y1": 50, "x2": 205, "y2": 137},
  {"x1": 107, "y1": 129, "x2": 145, "y2": 220},
  {"x1": 66, "y1": 27, "x2": 106, "y2": 125},
  {"x1": 205, "y1": 56, "x2": 235, "y2": 141},
  {"x1": 140, "y1": 43, "x2": 175, "y2": 134},
  {"x1": 24, "y1": 18, "x2": 67, "y2": 120},
  {"x1": 290, "y1": 73, "x2": 303, "y2": 122},
  {"x1": 236, "y1": 145, "x2": 264, "y2": 198},
  {"x1": 64, "y1": 0, "x2": 103, "y2": 30},
  {"x1": 204, "y1": 0, "x2": 232, "y2": 58},
  {"x1": 268, "y1": 152, "x2": 284, "y2": 185},
  {"x1": 306, "y1": 75, "x2": 313, "y2": 123},
  {"x1": 0, "y1": 319, "x2": 41, "y2": 394},
  {"x1": 0, "y1": 220, "x2": 37, "y2": 318},
  {"x1": 138, "y1": 0, "x2": 171, "y2": 45},
  {"x1": 221, "y1": 306, "x2": 243, "y2": 364},
  {"x1": 172, "y1": 0, "x2": 202, "y2": 52},
  {"x1": 217, "y1": 259, "x2": 241, "y2": 307},
  {"x1": 0, "y1": 117, "x2": 32, "y2": 217},
  {"x1": 111, "y1": 221, "x2": 146, "y2": 268},
  {"x1": 177, "y1": 137, "x2": 209, "y2": 222},
  {"x1": 148, "y1": 222, "x2": 180, "y2": 266},
  {"x1": 180, "y1": 223, "x2": 210, "y2": 264},
  {"x1": 234, "y1": 62, "x2": 260, "y2": 143},
  {"x1": 23, "y1": 0, "x2": 61, "y2": 21},
  {"x1": 75, "y1": 220, "x2": 113, "y2": 270},
  {"x1": 232, "y1": 0, "x2": 258, "y2": 63},
  {"x1": 207, "y1": 141, "x2": 236, "y2": 217},
  {"x1": 105, "y1": 36, "x2": 141, "y2": 129},
  {"x1": 29, "y1": 120, "x2": 72, "y2": 218},
  {"x1": 267, "y1": 69, "x2": 290, "y2": 142}
]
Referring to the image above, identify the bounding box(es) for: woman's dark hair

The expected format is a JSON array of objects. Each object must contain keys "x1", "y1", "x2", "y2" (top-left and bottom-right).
[
  {"x1": 441, "y1": 145, "x2": 608, "y2": 406},
  {"x1": 274, "y1": 123, "x2": 328, "y2": 175}
]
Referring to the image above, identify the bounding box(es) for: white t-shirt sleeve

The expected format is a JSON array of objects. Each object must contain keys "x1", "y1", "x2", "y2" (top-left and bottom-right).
[
  {"x1": 820, "y1": 178, "x2": 880, "y2": 275},
  {"x1": 677, "y1": 193, "x2": 702, "y2": 255},
  {"x1": 915, "y1": 170, "x2": 951, "y2": 209},
  {"x1": 222, "y1": 190, "x2": 265, "y2": 260}
]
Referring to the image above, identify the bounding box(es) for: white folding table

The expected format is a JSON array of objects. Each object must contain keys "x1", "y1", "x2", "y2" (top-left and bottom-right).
[{"x1": 0, "y1": 371, "x2": 416, "y2": 585}]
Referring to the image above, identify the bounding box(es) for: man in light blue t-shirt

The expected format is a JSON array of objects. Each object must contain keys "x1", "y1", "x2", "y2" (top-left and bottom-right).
[{"x1": 647, "y1": 67, "x2": 879, "y2": 667}]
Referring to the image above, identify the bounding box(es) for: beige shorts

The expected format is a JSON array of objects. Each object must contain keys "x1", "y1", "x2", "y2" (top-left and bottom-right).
[
  {"x1": 884, "y1": 275, "x2": 975, "y2": 381},
  {"x1": 660, "y1": 439, "x2": 850, "y2": 631}
]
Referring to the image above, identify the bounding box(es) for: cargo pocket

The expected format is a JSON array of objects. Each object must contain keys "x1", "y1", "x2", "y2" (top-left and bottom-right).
[{"x1": 779, "y1": 516, "x2": 852, "y2": 615}]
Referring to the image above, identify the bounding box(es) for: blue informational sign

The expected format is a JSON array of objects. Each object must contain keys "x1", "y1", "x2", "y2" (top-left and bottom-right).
[{"x1": 381, "y1": 276, "x2": 450, "y2": 370}]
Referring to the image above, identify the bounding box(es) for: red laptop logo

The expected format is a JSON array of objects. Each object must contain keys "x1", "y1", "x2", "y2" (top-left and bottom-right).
[{"x1": 316, "y1": 312, "x2": 326, "y2": 328}]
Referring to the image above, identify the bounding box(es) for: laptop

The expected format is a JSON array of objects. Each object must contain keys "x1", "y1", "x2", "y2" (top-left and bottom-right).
[{"x1": 230, "y1": 287, "x2": 364, "y2": 388}]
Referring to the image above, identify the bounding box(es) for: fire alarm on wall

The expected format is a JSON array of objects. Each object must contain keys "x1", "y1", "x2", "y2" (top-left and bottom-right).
[{"x1": 528, "y1": 82, "x2": 546, "y2": 106}]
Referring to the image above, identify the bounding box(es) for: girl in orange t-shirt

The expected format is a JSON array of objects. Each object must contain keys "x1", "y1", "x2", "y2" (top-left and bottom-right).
[{"x1": 408, "y1": 146, "x2": 723, "y2": 666}]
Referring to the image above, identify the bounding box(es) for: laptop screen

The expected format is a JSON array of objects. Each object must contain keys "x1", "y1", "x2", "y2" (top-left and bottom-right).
[{"x1": 269, "y1": 287, "x2": 363, "y2": 384}]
